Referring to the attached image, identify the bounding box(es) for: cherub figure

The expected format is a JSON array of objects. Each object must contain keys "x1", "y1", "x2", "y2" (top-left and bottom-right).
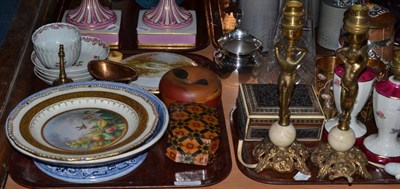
[
  {"x1": 274, "y1": 28, "x2": 308, "y2": 126},
  {"x1": 335, "y1": 31, "x2": 369, "y2": 130}
]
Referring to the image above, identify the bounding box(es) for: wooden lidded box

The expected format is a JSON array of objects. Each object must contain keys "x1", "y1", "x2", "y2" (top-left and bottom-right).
[{"x1": 236, "y1": 84, "x2": 325, "y2": 142}]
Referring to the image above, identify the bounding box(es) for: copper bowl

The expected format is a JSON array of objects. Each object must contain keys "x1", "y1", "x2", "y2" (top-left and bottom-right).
[{"x1": 88, "y1": 60, "x2": 138, "y2": 83}]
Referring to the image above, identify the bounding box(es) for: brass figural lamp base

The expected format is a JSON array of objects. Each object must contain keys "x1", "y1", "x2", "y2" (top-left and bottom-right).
[
  {"x1": 245, "y1": 0, "x2": 310, "y2": 175},
  {"x1": 310, "y1": 4, "x2": 372, "y2": 183}
]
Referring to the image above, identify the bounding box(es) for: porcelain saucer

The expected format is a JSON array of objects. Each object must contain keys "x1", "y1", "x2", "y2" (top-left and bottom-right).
[{"x1": 33, "y1": 67, "x2": 93, "y2": 85}]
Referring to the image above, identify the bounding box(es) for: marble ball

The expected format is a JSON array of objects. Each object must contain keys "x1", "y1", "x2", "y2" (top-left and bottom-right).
[
  {"x1": 328, "y1": 126, "x2": 356, "y2": 152},
  {"x1": 269, "y1": 122, "x2": 296, "y2": 148}
]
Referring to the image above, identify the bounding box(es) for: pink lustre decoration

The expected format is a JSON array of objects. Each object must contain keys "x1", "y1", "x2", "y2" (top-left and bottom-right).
[
  {"x1": 143, "y1": 0, "x2": 193, "y2": 29},
  {"x1": 66, "y1": 0, "x2": 117, "y2": 30}
]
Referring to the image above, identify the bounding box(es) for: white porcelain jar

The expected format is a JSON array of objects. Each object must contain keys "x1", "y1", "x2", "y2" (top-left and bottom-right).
[{"x1": 361, "y1": 75, "x2": 400, "y2": 166}]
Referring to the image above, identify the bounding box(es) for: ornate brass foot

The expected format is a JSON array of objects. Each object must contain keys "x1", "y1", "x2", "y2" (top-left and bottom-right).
[
  {"x1": 311, "y1": 143, "x2": 372, "y2": 183},
  {"x1": 252, "y1": 137, "x2": 310, "y2": 174}
]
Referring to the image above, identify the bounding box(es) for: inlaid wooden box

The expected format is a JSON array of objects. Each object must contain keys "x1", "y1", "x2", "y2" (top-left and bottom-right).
[
  {"x1": 166, "y1": 102, "x2": 220, "y2": 166},
  {"x1": 236, "y1": 84, "x2": 325, "y2": 141}
]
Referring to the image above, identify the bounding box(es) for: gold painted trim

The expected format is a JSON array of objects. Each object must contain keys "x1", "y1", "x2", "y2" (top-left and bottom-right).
[{"x1": 138, "y1": 43, "x2": 196, "y2": 48}]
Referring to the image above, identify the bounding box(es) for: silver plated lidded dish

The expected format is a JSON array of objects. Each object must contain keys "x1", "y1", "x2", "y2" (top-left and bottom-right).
[{"x1": 214, "y1": 10, "x2": 264, "y2": 73}]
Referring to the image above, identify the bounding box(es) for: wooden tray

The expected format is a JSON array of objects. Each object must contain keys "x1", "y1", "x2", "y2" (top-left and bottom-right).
[
  {"x1": 9, "y1": 53, "x2": 231, "y2": 188},
  {"x1": 230, "y1": 109, "x2": 400, "y2": 185},
  {"x1": 53, "y1": 0, "x2": 210, "y2": 52}
]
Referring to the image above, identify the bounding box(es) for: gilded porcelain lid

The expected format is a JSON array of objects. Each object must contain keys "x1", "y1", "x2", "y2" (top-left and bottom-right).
[{"x1": 375, "y1": 76, "x2": 400, "y2": 99}]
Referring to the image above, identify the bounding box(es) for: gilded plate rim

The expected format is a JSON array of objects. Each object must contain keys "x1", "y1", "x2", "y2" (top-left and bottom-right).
[{"x1": 6, "y1": 81, "x2": 165, "y2": 166}]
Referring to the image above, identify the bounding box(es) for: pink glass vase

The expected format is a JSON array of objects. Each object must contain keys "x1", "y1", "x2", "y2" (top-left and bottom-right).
[
  {"x1": 143, "y1": 0, "x2": 192, "y2": 29},
  {"x1": 66, "y1": 0, "x2": 117, "y2": 30}
]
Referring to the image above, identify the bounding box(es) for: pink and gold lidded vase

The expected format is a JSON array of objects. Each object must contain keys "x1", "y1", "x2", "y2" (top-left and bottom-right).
[
  {"x1": 361, "y1": 51, "x2": 400, "y2": 166},
  {"x1": 66, "y1": 0, "x2": 117, "y2": 30},
  {"x1": 143, "y1": 0, "x2": 192, "y2": 29}
]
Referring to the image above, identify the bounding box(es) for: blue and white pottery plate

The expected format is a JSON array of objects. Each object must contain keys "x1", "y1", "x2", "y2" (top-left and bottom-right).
[
  {"x1": 6, "y1": 81, "x2": 169, "y2": 167},
  {"x1": 34, "y1": 153, "x2": 147, "y2": 183}
]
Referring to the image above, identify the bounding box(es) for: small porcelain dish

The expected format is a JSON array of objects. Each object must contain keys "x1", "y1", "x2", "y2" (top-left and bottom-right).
[
  {"x1": 32, "y1": 22, "x2": 82, "y2": 69},
  {"x1": 121, "y1": 52, "x2": 197, "y2": 93},
  {"x1": 6, "y1": 81, "x2": 168, "y2": 167}
]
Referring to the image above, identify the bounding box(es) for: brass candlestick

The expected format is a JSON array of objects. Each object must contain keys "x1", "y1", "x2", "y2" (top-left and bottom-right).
[
  {"x1": 251, "y1": 0, "x2": 310, "y2": 174},
  {"x1": 52, "y1": 44, "x2": 73, "y2": 86},
  {"x1": 311, "y1": 5, "x2": 372, "y2": 183}
]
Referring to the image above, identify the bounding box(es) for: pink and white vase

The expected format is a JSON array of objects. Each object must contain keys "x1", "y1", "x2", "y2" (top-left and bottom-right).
[
  {"x1": 66, "y1": 0, "x2": 117, "y2": 30},
  {"x1": 361, "y1": 75, "x2": 400, "y2": 166},
  {"x1": 143, "y1": 0, "x2": 192, "y2": 29},
  {"x1": 324, "y1": 64, "x2": 376, "y2": 146}
]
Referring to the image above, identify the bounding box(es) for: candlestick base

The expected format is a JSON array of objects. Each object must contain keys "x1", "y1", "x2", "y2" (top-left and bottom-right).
[
  {"x1": 311, "y1": 143, "x2": 372, "y2": 183},
  {"x1": 252, "y1": 137, "x2": 310, "y2": 174}
]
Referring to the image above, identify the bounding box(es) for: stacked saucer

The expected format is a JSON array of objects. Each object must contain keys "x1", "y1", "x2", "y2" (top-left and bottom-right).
[{"x1": 32, "y1": 36, "x2": 110, "y2": 85}]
